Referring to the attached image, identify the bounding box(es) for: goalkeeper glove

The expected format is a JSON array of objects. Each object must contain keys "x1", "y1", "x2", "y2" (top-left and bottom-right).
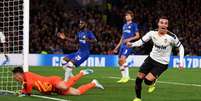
[{"x1": 15, "y1": 90, "x2": 31, "y2": 97}]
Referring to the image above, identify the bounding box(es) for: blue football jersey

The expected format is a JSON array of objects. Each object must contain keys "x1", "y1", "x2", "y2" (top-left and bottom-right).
[
  {"x1": 118, "y1": 22, "x2": 139, "y2": 56},
  {"x1": 122, "y1": 22, "x2": 139, "y2": 45},
  {"x1": 77, "y1": 30, "x2": 96, "y2": 52}
]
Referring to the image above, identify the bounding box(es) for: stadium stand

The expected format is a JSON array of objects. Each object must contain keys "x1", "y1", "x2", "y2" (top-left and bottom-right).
[{"x1": 30, "y1": 0, "x2": 201, "y2": 55}]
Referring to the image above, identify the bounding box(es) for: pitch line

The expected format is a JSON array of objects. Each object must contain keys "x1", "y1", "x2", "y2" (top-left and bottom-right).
[
  {"x1": 0, "y1": 90, "x2": 70, "y2": 101},
  {"x1": 31, "y1": 95, "x2": 70, "y2": 101},
  {"x1": 109, "y1": 76, "x2": 201, "y2": 87}
]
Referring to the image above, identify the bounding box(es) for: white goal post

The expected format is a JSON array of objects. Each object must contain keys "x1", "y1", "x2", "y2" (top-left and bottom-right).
[
  {"x1": 23, "y1": 0, "x2": 29, "y2": 72},
  {"x1": 0, "y1": 0, "x2": 29, "y2": 95}
]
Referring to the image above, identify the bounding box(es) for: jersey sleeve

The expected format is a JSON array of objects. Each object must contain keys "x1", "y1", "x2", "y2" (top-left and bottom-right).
[
  {"x1": 122, "y1": 24, "x2": 125, "y2": 31},
  {"x1": 131, "y1": 31, "x2": 152, "y2": 47},
  {"x1": 21, "y1": 75, "x2": 33, "y2": 94},
  {"x1": 141, "y1": 31, "x2": 152, "y2": 43},
  {"x1": 76, "y1": 32, "x2": 79, "y2": 40},
  {"x1": 133, "y1": 23, "x2": 139, "y2": 33},
  {"x1": 21, "y1": 83, "x2": 33, "y2": 94},
  {"x1": 172, "y1": 35, "x2": 181, "y2": 48},
  {"x1": 88, "y1": 31, "x2": 96, "y2": 40}
]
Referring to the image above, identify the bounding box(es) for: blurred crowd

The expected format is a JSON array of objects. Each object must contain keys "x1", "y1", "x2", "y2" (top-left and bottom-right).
[{"x1": 30, "y1": 0, "x2": 201, "y2": 56}]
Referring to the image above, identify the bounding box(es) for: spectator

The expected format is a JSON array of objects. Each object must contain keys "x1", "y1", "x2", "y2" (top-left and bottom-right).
[{"x1": 30, "y1": 0, "x2": 201, "y2": 56}]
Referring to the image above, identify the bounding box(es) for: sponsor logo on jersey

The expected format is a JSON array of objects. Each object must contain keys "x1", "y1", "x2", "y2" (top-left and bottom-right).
[
  {"x1": 123, "y1": 30, "x2": 131, "y2": 33},
  {"x1": 164, "y1": 39, "x2": 167, "y2": 43},
  {"x1": 80, "y1": 35, "x2": 86, "y2": 43},
  {"x1": 154, "y1": 44, "x2": 167, "y2": 50}
]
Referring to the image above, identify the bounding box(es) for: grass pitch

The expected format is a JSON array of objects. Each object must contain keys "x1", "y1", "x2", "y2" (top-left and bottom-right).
[{"x1": 0, "y1": 66, "x2": 201, "y2": 101}]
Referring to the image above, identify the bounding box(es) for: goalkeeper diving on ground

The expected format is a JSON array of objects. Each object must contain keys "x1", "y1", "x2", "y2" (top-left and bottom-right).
[{"x1": 12, "y1": 67, "x2": 104, "y2": 96}]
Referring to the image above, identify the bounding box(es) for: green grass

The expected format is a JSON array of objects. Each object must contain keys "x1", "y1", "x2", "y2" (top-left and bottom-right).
[{"x1": 1, "y1": 66, "x2": 201, "y2": 101}]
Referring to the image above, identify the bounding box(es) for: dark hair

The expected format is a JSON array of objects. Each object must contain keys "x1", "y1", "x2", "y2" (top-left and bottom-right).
[
  {"x1": 12, "y1": 67, "x2": 24, "y2": 74},
  {"x1": 125, "y1": 10, "x2": 134, "y2": 18},
  {"x1": 79, "y1": 18, "x2": 87, "y2": 23},
  {"x1": 159, "y1": 16, "x2": 168, "y2": 20}
]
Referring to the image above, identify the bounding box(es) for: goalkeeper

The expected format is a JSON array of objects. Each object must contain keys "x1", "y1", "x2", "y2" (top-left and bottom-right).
[{"x1": 12, "y1": 67, "x2": 104, "y2": 96}]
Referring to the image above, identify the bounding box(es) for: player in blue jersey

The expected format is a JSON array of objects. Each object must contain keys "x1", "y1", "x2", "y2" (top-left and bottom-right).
[
  {"x1": 57, "y1": 19, "x2": 97, "y2": 81},
  {"x1": 113, "y1": 10, "x2": 140, "y2": 83}
]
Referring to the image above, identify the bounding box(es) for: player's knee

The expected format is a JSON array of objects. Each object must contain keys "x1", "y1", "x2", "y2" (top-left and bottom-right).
[
  {"x1": 118, "y1": 58, "x2": 126, "y2": 66},
  {"x1": 63, "y1": 61, "x2": 75, "y2": 69},
  {"x1": 63, "y1": 57, "x2": 70, "y2": 62},
  {"x1": 137, "y1": 72, "x2": 145, "y2": 79},
  {"x1": 144, "y1": 78, "x2": 154, "y2": 85}
]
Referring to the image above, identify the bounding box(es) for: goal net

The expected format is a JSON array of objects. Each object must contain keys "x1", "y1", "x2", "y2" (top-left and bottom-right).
[{"x1": 0, "y1": 0, "x2": 29, "y2": 95}]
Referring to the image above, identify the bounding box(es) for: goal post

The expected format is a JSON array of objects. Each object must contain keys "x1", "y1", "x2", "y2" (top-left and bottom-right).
[
  {"x1": 0, "y1": 0, "x2": 29, "y2": 95},
  {"x1": 23, "y1": 0, "x2": 29, "y2": 72}
]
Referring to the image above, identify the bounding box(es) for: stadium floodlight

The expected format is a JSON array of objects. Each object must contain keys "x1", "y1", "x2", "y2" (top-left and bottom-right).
[{"x1": 0, "y1": 0, "x2": 29, "y2": 95}]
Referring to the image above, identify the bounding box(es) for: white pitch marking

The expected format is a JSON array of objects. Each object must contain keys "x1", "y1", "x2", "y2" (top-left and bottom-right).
[
  {"x1": 31, "y1": 95, "x2": 70, "y2": 101},
  {"x1": 109, "y1": 76, "x2": 201, "y2": 87},
  {"x1": 0, "y1": 90, "x2": 70, "y2": 101}
]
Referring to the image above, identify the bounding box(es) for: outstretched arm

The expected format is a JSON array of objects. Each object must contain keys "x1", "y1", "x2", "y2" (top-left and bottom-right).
[
  {"x1": 127, "y1": 31, "x2": 152, "y2": 47},
  {"x1": 85, "y1": 38, "x2": 97, "y2": 43},
  {"x1": 18, "y1": 82, "x2": 32, "y2": 96},
  {"x1": 173, "y1": 34, "x2": 185, "y2": 70},
  {"x1": 124, "y1": 32, "x2": 140, "y2": 43},
  {"x1": 127, "y1": 39, "x2": 144, "y2": 47},
  {"x1": 178, "y1": 44, "x2": 184, "y2": 70},
  {"x1": 57, "y1": 32, "x2": 76, "y2": 42}
]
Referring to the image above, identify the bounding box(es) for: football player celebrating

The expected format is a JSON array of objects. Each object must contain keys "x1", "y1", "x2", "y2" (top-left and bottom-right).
[{"x1": 127, "y1": 16, "x2": 184, "y2": 101}]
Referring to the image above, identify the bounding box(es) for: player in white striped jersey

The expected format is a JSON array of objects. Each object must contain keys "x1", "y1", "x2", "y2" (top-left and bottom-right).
[{"x1": 127, "y1": 16, "x2": 184, "y2": 101}]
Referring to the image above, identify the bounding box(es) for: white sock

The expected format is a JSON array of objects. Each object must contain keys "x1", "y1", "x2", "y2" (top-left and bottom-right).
[
  {"x1": 70, "y1": 71, "x2": 74, "y2": 77},
  {"x1": 63, "y1": 61, "x2": 74, "y2": 81},
  {"x1": 64, "y1": 67, "x2": 72, "y2": 81},
  {"x1": 120, "y1": 66, "x2": 125, "y2": 78},
  {"x1": 123, "y1": 62, "x2": 129, "y2": 78},
  {"x1": 124, "y1": 67, "x2": 129, "y2": 78}
]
